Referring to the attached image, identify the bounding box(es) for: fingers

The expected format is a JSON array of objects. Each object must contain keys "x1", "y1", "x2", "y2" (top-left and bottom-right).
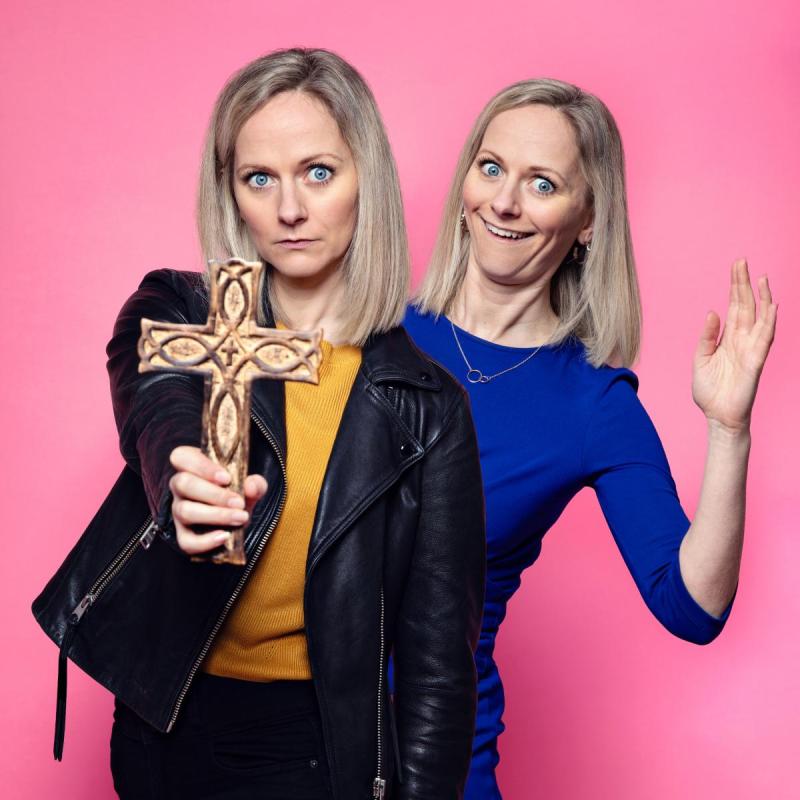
[
  {"x1": 244, "y1": 474, "x2": 269, "y2": 514},
  {"x1": 751, "y1": 274, "x2": 778, "y2": 361},
  {"x1": 737, "y1": 259, "x2": 756, "y2": 329},
  {"x1": 720, "y1": 261, "x2": 740, "y2": 345},
  {"x1": 695, "y1": 310, "x2": 721, "y2": 359},
  {"x1": 244, "y1": 474, "x2": 268, "y2": 499},
  {"x1": 170, "y1": 470, "x2": 244, "y2": 509},
  {"x1": 758, "y1": 274, "x2": 774, "y2": 321},
  {"x1": 176, "y1": 528, "x2": 232, "y2": 556},
  {"x1": 170, "y1": 446, "x2": 231, "y2": 486},
  {"x1": 173, "y1": 498, "x2": 250, "y2": 529},
  {"x1": 172, "y1": 493, "x2": 248, "y2": 557},
  {"x1": 168, "y1": 448, "x2": 270, "y2": 556}
]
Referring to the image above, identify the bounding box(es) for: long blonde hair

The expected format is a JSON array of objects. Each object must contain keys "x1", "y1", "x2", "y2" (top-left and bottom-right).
[
  {"x1": 197, "y1": 48, "x2": 409, "y2": 346},
  {"x1": 415, "y1": 78, "x2": 641, "y2": 367}
]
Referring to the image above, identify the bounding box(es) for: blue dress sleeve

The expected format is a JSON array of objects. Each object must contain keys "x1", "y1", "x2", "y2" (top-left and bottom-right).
[{"x1": 581, "y1": 370, "x2": 733, "y2": 645}]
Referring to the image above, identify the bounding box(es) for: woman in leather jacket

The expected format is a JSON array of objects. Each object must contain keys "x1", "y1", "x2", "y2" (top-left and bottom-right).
[{"x1": 33, "y1": 48, "x2": 485, "y2": 799}]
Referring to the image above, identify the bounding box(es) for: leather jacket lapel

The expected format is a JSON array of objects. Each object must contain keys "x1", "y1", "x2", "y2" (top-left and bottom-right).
[
  {"x1": 245, "y1": 321, "x2": 442, "y2": 573},
  {"x1": 306, "y1": 370, "x2": 424, "y2": 573}
]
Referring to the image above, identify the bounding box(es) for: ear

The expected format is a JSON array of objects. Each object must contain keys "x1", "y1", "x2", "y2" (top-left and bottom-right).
[{"x1": 577, "y1": 208, "x2": 594, "y2": 246}]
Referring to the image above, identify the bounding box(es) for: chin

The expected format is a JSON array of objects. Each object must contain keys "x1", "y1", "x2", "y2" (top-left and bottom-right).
[
  {"x1": 268, "y1": 255, "x2": 341, "y2": 283},
  {"x1": 472, "y1": 253, "x2": 530, "y2": 282}
]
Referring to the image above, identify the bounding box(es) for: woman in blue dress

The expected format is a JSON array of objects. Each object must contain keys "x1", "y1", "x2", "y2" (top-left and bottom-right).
[{"x1": 403, "y1": 79, "x2": 777, "y2": 799}]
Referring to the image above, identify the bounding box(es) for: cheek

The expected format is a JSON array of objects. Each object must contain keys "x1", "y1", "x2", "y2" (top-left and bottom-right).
[
  {"x1": 526, "y1": 199, "x2": 584, "y2": 238},
  {"x1": 318, "y1": 183, "x2": 358, "y2": 237},
  {"x1": 462, "y1": 174, "x2": 483, "y2": 211},
  {"x1": 233, "y1": 188, "x2": 268, "y2": 239}
]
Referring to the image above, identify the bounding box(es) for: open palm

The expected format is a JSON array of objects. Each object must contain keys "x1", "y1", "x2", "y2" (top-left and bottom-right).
[{"x1": 692, "y1": 259, "x2": 777, "y2": 433}]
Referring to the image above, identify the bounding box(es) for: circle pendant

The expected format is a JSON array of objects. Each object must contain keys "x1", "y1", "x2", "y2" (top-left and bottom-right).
[{"x1": 467, "y1": 369, "x2": 489, "y2": 384}]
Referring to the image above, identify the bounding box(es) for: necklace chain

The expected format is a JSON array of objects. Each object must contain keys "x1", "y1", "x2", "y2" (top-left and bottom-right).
[{"x1": 449, "y1": 320, "x2": 544, "y2": 384}]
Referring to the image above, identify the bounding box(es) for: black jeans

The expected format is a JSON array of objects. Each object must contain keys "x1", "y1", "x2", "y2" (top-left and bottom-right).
[{"x1": 111, "y1": 673, "x2": 333, "y2": 799}]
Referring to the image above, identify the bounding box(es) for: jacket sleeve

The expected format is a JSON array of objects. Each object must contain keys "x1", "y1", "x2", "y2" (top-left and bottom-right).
[
  {"x1": 393, "y1": 391, "x2": 486, "y2": 799},
  {"x1": 106, "y1": 269, "x2": 205, "y2": 540}
]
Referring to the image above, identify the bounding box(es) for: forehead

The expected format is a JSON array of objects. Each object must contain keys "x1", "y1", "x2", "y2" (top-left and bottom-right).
[
  {"x1": 481, "y1": 105, "x2": 581, "y2": 175},
  {"x1": 235, "y1": 90, "x2": 348, "y2": 162}
]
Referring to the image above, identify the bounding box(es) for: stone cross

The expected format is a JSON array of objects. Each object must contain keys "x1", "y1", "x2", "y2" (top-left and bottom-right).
[{"x1": 138, "y1": 258, "x2": 322, "y2": 564}]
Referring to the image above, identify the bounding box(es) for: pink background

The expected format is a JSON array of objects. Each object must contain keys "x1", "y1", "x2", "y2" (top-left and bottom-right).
[{"x1": 3, "y1": 1, "x2": 798, "y2": 797}]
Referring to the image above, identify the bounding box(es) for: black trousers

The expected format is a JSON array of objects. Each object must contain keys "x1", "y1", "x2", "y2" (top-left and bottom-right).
[{"x1": 111, "y1": 673, "x2": 333, "y2": 799}]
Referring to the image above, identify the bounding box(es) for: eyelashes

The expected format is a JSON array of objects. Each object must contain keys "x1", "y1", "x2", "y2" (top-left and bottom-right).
[
  {"x1": 475, "y1": 158, "x2": 558, "y2": 195},
  {"x1": 242, "y1": 163, "x2": 337, "y2": 191}
]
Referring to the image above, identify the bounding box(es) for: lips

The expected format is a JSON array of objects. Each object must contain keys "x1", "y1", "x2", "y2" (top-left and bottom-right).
[
  {"x1": 481, "y1": 217, "x2": 534, "y2": 241},
  {"x1": 277, "y1": 239, "x2": 317, "y2": 249}
]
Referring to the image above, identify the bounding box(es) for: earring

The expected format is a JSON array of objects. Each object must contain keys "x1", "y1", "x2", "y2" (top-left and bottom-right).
[
  {"x1": 460, "y1": 210, "x2": 467, "y2": 231},
  {"x1": 571, "y1": 240, "x2": 590, "y2": 265}
]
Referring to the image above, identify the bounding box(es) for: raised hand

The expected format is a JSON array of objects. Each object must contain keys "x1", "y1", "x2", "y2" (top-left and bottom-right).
[{"x1": 692, "y1": 259, "x2": 777, "y2": 434}]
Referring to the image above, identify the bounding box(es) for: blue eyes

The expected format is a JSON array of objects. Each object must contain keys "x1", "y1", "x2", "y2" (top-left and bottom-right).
[
  {"x1": 309, "y1": 165, "x2": 333, "y2": 183},
  {"x1": 247, "y1": 173, "x2": 271, "y2": 189},
  {"x1": 477, "y1": 159, "x2": 557, "y2": 195},
  {"x1": 244, "y1": 164, "x2": 335, "y2": 190}
]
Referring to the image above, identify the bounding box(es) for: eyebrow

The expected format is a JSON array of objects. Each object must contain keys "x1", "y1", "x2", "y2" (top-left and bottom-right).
[
  {"x1": 478, "y1": 149, "x2": 568, "y2": 185},
  {"x1": 237, "y1": 153, "x2": 345, "y2": 173},
  {"x1": 300, "y1": 152, "x2": 344, "y2": 165}
]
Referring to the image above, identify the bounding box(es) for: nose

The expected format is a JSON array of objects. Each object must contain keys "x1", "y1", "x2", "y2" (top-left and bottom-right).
[
  {"x1": 277, "y1": 183, "x2": 307, "y2": 226},
  {"x1": 490, "y1": 179, "x2": 520, "y2": 219}
]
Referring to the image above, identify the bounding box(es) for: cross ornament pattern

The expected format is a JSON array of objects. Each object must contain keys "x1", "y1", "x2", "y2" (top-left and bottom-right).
[{"x1": 137, "y1": 258, "x2": 323, "y2": 564}]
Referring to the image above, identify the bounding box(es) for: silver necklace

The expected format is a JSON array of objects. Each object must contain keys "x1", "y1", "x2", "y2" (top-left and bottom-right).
[{"x1": 449, "y1": 319, "x2": 544, "y2": 384}]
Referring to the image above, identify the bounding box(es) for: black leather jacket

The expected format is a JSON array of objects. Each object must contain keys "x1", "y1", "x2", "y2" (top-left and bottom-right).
[{"x1": 32, "y1": 269, "x2": 486, "y2": 799}]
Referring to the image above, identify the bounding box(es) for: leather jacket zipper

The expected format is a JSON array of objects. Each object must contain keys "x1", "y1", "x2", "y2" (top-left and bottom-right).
[
  {"x1": 70, "y1": 515, "x2": 157, "y2": 623},
  {"x1": 373, "y1": 586, "x2": 387, "y2": 798},
  {"x1": 54, "y1": 514, "x2": 156, "y2": 759},
  {"x1": 166, "y1": 409, "x2": 287, "y2": 732}
]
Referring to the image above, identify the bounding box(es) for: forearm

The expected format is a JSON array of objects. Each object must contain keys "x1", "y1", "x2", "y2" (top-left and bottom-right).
[
  {"x1": 679, "y1": 420, "x2": 752, "y2": 617},
  {"x1": 107, "y1": 270, "x2": 204, "y2": 522}
]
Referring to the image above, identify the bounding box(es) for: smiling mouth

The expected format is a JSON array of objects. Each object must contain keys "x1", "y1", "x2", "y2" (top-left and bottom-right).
[{"x1": 480, "y1": 217, "x2": 534, "y2": 241}]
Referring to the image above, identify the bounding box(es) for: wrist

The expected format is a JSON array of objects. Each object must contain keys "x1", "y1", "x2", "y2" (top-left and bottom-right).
[{"x1": 706, "y1": 417, "x2": 752, "y2": 446}]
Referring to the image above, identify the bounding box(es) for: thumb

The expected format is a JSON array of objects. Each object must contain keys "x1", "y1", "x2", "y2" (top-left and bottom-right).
[
  {"x1": 243, "y1": 474, "x2": 268, "y2": 513},
  {"x1": 696, "y1": 310, "x2": 720, "y2": 359}
]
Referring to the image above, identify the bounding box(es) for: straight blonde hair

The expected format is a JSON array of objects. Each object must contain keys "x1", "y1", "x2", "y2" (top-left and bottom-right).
[
  {"x1": 197, "y1": 48, "x2": 409, "y2": 346},
  {"x1": 415, "y1": 79, "x2": 642, "y2": 368}
]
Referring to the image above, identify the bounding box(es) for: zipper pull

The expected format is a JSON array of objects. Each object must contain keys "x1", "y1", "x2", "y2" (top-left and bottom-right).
[
  {"x1": 69, "y1": 593, "x2": 94, "y2": 625},
  {"x1": 139, "y1": 521, "x2": 159, "y2": 550},
  {"x1": 372, "y1": 777, "x2": 386, "y2": 798}
]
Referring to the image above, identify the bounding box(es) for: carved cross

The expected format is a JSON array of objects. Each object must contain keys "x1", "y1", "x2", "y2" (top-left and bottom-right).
[{"x1": 138, "y1": 258, "x2": 322, "y2": 564}]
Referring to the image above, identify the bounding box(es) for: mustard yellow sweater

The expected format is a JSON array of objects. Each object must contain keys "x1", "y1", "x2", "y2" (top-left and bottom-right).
[{"x1": 204, "y1": 337, "x2": 361, "y2": 680}]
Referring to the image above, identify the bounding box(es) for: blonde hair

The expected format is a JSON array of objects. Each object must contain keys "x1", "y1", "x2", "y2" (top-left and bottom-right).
[
  {"x1": 197, "y1": 48, "x2": 409, "y2": 346},
  {"x1": 415, "y1": 78, "x2": 642, "y2": 368}
]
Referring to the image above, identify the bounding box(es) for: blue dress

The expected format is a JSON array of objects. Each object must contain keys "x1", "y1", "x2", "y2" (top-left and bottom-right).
[{"x1": 402, "y1": 306, "x2": 732, "y2": 799}]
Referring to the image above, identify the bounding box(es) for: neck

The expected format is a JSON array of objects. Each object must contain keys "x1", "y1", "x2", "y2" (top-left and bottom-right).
[
  {"x1": 451, "y1": 259, "x2": 560, "y2": 347},
  {"x1": 271, "y1": 265, "x2": 347, "y2": 344}
]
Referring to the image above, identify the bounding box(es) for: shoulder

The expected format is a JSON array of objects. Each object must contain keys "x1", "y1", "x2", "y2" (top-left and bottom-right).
[
  {"x1": 136, "y1": 268, "x2": 208, "y2": 310},
  {"x1": 402, "y1": 302, "x2": 445, "y2": 342},
  {"x1": 366, "y1": 325, "x2": 472, "y2": 436},
  {"x1": 556, "y1": 336, "x2": 641, "y2": 407},
  {"x1": 114, "y1": 269, "x2": 209, "y2": 330}
]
